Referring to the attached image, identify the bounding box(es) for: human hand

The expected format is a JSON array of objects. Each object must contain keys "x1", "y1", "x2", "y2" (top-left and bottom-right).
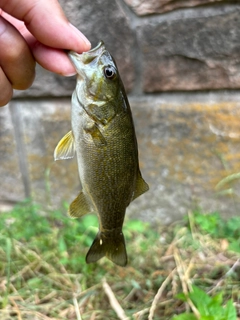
[{"x1": 0, "y1": 0, "x2": 91, "y2": 106}]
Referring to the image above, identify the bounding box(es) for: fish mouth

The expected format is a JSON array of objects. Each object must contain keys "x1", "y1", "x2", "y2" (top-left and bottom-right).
[
  {"x1": 88, "y1": 41, "x2": 104, "y2": 54},
  {"x1": 68, "y1": 41, "x2": 106, "y2": 69}
]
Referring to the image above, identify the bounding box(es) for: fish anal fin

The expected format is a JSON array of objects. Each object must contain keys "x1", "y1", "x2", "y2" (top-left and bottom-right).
[
  {"x1": 86, "y1": 230, "x2": 127, "y2": 267},
  {"x1": 132, "y1": 170, "x2": 149, "y2": 201},
  {"x1": 68, "y1": 191, "x2": 92, "y2": 218},
  {"x1": 54, "y1": 130, "x2": 75, "y2": 160}
]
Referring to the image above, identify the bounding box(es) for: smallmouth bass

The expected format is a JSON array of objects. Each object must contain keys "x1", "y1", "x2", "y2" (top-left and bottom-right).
[{"x1": 54, "y1": 41, "x2": 149, "y2": 266}]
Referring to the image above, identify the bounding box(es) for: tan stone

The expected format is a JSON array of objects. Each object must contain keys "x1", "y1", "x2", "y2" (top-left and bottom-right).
[
  {"x1": 0, "y1": 105, "x2": 25, "y2": 202},
  {"x1": 5, "y1": 94, "x2": 240, "y2": 223},
  {"x1": 9, "y1": 99, "x2": 80, "y2": 209},
  {"x1": 128, "y1": 94, "x2": 240, "y2": 223}
]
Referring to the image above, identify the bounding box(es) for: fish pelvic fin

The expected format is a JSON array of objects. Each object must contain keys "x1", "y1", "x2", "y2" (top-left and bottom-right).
[
  {"x1": 54, "y1": 130, "x2": 75, "y2": 160},
  {"x1": 86, "y1": 229, "x2": 127, "y2": 267},
  {"x1": 132, "y1": 170, "x2": 149, "y2": 201},
  {"x1": 68, "y1": 191, "x2": 92, "y2": 218}
]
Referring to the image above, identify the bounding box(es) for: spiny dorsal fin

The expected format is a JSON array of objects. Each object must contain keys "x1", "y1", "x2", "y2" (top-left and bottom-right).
[
  {"x1": 68, "y1": 191, "x2": 93, "y2": 218},
  {"x1": 54, "y1": 130, "x2": 75, "y2": 161},
  {"x1": 131, "y1": 170, "x2": 149, "y2": 202}
]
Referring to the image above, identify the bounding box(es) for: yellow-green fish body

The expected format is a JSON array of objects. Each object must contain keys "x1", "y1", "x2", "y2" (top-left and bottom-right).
[{"x1": 54, "y1": 41, "x2": 148, "y2": 266}]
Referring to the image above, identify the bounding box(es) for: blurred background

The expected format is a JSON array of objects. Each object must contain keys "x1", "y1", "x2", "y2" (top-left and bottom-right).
[{"x1": 1, "y1": 0, "x2": 240, "y2": 222}]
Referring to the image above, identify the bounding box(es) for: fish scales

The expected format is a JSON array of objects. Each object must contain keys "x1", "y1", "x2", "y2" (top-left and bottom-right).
[{"x1": 54, "y1": 41, "x2": 149, "y2": 266}]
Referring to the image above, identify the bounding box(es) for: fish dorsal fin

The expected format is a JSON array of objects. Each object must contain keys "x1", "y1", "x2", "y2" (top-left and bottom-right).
[
  {"x1": 68, "y1": 191, "x2": 93, "y2": 218},
  {"x1": 132, "y1": 170, "x2": 149, "y2": 201},
  {"x1": 54, "y1": 130, "x2": 75, "y2": 160}
]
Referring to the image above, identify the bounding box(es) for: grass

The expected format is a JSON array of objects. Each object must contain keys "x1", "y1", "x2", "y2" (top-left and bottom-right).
[{"x1": 0, "y1": 200, "x2": 239, "y2": 319}]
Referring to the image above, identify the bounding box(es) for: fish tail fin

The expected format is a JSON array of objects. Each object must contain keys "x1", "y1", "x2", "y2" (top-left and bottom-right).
[{"x1": 86, "y1": 229, "x2": 127, "y2": 267}]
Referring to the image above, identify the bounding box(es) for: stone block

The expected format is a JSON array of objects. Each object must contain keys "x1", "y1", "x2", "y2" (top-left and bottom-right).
[
  {"x1": 13, "y1": 0, "x2": 134, "y2": 99},
  {"x1": 7, "y1": 93, "x2": 240, "y2": 223},
  {"x1": 128, "y1": 93, "x2": 240, "y2": 223},
  {"x1": 9, "y1": 99, "x2": 80, "y2": 209},
  {"x1": 138, "y1": 7, "x2": 240, "y2": 92},
  {"x1": 123, "y1": 0, "x2": 228, "y2": 15},
  {"x1": 0, "y1": 105, "x2": 25, "y2": 203}
]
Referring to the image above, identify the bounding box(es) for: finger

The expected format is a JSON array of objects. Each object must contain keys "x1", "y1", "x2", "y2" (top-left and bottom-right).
[
  {"x1": 0, "y1": 0, "x2": 91, "y2": 52},
  {"x1": 0, "y1": 67, "x2": 13, "y2": 107},
  {"x1": 0, "y1": 16, "x2": 36, "y2": 90},
  {"x1": 31, "y1": 43, "x2": 77, "y2": 76},
  {"x1": 1, "y1": 12, "x2": 76, "y2": 75}
]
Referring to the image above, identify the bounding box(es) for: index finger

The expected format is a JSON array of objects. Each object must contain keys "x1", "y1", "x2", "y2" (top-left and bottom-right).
[{"x1": 0, "y1": 0, "x2": 91, "y2": 52}]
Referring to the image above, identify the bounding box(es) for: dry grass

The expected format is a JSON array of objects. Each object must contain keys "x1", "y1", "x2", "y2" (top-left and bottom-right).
[{"x1": 0, "y1": 204, "x2": 239, "y2": 319}]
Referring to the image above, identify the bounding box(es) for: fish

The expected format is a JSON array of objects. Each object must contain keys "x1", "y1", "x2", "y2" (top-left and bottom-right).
[{"x1": 54, "y1": 41, "x2": 149, "y2": 267}]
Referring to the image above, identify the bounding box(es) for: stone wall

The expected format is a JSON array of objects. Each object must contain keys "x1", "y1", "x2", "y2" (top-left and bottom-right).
[{"x1": 1, "y1": 0, "x2": 240, "y2": 222}]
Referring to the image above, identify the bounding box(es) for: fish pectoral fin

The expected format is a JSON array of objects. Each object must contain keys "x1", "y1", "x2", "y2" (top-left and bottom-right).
[
  {"x1": 68, "y1": 191, "x2": 92, "y2": 218},
  {"x1": 86, "y1": 230, "x2": 127, "y2": 267},
  {"x1": 54, "y1": 130, "x2": 75, "y2": 160},
  {"x1": 131, "y1": 170, "x2": 149, "y2": 201},
  {"x1": 91, "y1": 129, "x2": 107, "y2": 147},
  {"x1": 87, "y1": 102, "x2": 116, "y2": 125},
  {"x1": 84, "y1": 121, "x2": 107, "y2": 147}
]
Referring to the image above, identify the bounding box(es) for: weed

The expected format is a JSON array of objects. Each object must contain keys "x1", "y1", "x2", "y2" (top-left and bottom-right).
[
  {"x1": 0, "y1": 200, "x2": 239, "y2": 319},
  {"x1": 187, "y1": 210, "x2": 240, "y2": 253},
  {"x1": 173, "y1": 285, "x2": 237, "y2": 320}
]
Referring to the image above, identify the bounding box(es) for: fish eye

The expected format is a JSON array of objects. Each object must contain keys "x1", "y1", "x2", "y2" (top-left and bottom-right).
[{"x1": 104, "y1": 66, "x2": 116, "y2": 80}]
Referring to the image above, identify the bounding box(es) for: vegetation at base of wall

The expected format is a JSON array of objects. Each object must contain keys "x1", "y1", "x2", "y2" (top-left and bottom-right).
[{"x1": 0, "y1": 200, "x2": 239, "y2": 320}]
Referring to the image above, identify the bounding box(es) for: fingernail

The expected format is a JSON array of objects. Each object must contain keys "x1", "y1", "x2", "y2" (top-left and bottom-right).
[
  {"x1": 69, "y1": 23, "x2": 91, "y2": 49},
  {"x1": 64, "y1": 71, "x2": 77, "y2": 77}
]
